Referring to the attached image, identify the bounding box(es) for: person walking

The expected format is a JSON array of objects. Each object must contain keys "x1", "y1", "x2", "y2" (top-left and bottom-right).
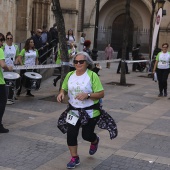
[
  {"x1": 105, "y1": 43, "x2": 114, "y2": 68},
  {"x1": 153, "y1": 43, "x2": 170, "y2": 97},
  {"x1": 53, "y1": 44, "x2": 76, "y2": 87},
  {"x1": 57, "y1": 52, "x2": 104, "y2": 169},
  {"x1": 17, "y1": 38, "x2": 39, "y2": 97},
  {"x1": 0, "y1": 33, "x2": 13, "y2": 133}
]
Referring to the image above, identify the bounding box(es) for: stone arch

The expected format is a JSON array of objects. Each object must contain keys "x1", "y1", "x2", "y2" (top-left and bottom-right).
[
  {"x1": 89, "y1": 0, "x2": 152, "y2": 25},
  {"x1": 111, "y1": 14, "x2": 134, "y2": 51},
  {"x1": 95, "y1": 0, "x2": 151, "y2": 51}
]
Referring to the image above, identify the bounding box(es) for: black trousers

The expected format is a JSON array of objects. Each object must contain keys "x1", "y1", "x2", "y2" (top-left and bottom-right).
[
  {"x1": 156, "y1": 68, "x2": 169, "y2": 93},
  {"x1": 17, "y1": 69, "x2": 32, "y2": 95},
  {"x1": 6, "y1": 85, "x2": 14, "y2": 100},
  {"x1": 0, "y1": 85, "x2": 7, "y2": 124},
  {"x1": 117, "y1": 61, "x2": 128, "y2": 73},
  {"x1": 67, "y1": 115, "x2": 100, "y2": 146}
]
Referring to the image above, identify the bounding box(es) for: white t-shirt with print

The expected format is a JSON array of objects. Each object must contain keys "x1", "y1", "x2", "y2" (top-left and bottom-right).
[
  {"x1": 62, "y1": 69, "x2": 104, "y2": 118},
  {"x1": 20, "y1": 49, "x2": 38, "y2": 66},
  {"x1": 156, "y1": 52, "x2": 170, "y2": 69},
  {"x1": 4, "y1": 45, "x2": 16, "y2": 66}
]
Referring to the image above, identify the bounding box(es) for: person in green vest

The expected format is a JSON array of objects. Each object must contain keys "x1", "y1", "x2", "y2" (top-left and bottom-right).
[
  {"x1": 0, "y1": 33, "x2": 13, "y2": 133},
  {"x1": 2, "y1": 32, "x2": 20, "y2": 104},
  {"x1": 53, "y1": 44, "x2": 76, "y2": 87}
]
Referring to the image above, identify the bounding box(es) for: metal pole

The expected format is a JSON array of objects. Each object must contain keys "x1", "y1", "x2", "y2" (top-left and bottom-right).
[{"x1": 91, "y1": 0, "x2": 100, "y2": 61}]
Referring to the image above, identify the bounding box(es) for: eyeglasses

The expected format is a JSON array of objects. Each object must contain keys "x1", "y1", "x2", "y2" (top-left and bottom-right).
[
  {"x1": 38, "y1": 31, "x2": 42, "y2": 34},
  {"x1": 0, "y1": 38, "x2": 4, "y2": 42},
  {"x1": 73, "y1": 60, "x2": 86, "y2": 64},
  {"x1": 7, "y1": 38, "x2": 13, "y2": 40}
]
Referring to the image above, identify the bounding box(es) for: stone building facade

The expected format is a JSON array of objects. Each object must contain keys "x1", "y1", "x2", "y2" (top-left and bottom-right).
[{"x1": 0, "y1": 0, "x2": 170, "y2": 52}]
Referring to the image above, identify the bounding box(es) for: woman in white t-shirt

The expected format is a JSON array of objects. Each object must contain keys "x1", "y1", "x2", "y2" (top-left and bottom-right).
[
  {"x1": 153, "y1": 43, "x2": 170, "y2": 97},
  {"x1": 3, "y1": 32, "x2": 20, "y2": 67},
  {"x1": 57, "y1": 52, "x2": 104, "y2": 169},
  {"x1": 17, "y1": 38, "x2": 39, "y2": 97},
  {"x1": 2, "y1": 32, "x2": 20, "y2": 104},
  {"x1": 66, "y1": 29, "x2": 75, "y2": 48},
  {"x1": 78, "y1": 32, "x2": 86, "y2": 51}
]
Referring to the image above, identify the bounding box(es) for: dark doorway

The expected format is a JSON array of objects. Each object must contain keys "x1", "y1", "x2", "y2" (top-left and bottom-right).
[{"x1": 111, "y1": 14, "x2": 134, "y2": 51}]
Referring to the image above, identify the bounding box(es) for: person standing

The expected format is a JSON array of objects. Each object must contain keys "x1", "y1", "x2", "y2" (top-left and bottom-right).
[
  {"x1": 132, "y1": 44, "x2": 140, "y2": 71},
  {"x1": 49, "y1": 23, "x2": 59, "y2": 52},
  {"x1": 0, "y1": 34, "x2": 13, "y2": 133},
  {"x1": 78, "y1": 32, "x2": 86, "y2": 51},
  {"x1": 105, "y1": 44, "x2": 114, "y2": 68},
  {"x1": 40, "y1": 25, "x2": 51, "y2": 64},
  {"x1": 2, "y1": 32, "x2": 20, "y2": 104},
  {"x1": 153, "y1": 43, "x2": 170, "y2": 97},
  {"x1": 83, "y1": 40, "x2": 100, "y2": 76},
  {"x1": 57, "y1": 52, "x2": 104, "y2": 169},
  {"x1": 17, "y1": 38, "x2": 39, "y2": 97},
  {"x1": 32, "y1": 29, "x2": 43, "y2": 64},
  {"x1": 66, "y1": 29, "x2": 76, "y2": 48},
  {"x1": 117, "y1": 46, "x2": 130, "y2": 74}
]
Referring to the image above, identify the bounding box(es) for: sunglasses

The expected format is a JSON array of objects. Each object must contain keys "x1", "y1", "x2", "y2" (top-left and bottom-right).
[
  {"x1": 73, "y1": 60, "x2": 86, "y2": 64},
  {"x1": 7, "y1": 38, "x2": 13, "y2": 40},
  {"x1": 0, "y1": 38, "x2": 4, "y2": 42}
]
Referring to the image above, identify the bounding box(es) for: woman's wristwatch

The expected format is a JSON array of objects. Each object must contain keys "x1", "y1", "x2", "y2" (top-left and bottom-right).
[{"x1": 87, "y1": 93, "x2": 91, "y2": 99}]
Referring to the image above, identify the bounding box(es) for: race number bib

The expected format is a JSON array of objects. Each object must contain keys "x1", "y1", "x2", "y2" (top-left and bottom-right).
[{"x1": 66, "y1": 110, "x2": 79, "y2": 126}]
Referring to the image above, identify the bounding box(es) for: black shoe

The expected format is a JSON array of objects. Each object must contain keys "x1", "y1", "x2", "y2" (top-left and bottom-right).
[
  {"x1": 16, "y1": 92, "x2": 20, "y2": 96},
  {"x1": 117, "y1": 72, "x2": 120, "y2": 74},
  {"x1": 158, "y1": 93, "x2": 163, "y2": 97},
  {"x1": 53, "y1": 79, "x2": 57, "y2": 87},
  {"x1": 14, "y1": 97, "x2": 18, "y2": 100},
  {"x1": 164, "y1": 92, "x2": 167, "y2": 97},
  {"x1": 26, "y1": 93, "x2": 34, "y2": 97},
  {"x1": 126, "y1": 72, "x2": 130, "y2": 74},
  {"x1": 0, "y1": 124, "x2": 9, "y2": 133}
]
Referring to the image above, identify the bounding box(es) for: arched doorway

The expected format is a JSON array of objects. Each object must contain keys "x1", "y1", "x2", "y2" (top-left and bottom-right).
[{"x1": 111, "y1": 14, "x2": 134, "y2": 51}]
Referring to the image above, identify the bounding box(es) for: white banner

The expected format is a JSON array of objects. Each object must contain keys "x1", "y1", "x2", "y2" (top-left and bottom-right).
[{"x1": 151, "y1": 8, "x2": 163, "y2": 60}]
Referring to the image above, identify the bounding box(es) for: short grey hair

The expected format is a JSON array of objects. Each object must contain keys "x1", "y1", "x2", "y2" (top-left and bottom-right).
[{"x1": 74, "y1": 52, "x2": 94, "y2": 69}]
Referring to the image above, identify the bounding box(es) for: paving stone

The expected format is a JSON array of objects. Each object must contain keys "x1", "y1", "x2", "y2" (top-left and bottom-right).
[
  {"x1": 3, "y1": 110, "x2": 34, "y2": 126},
  {"x1": 122, "y1": 132, "x2": 170, "y2": 158},
  {"x1": 94, "y1": 155, "x2": 170, "y2": 170},
  {"x1": 163, "y1": 110, "x2": 170, "y2": 117},
  {"x1": 20, "y1": 118, "x2": 64, "y2": 138},
  {"x1": 8, "y1": 98, "x2": 63, "y2": 113},
  {"x1": 0, "y1": 134, "x2": 67, "y2": 170},
  {"x1": 147, "y1": 119, "x2": 170, "y2": 132}
]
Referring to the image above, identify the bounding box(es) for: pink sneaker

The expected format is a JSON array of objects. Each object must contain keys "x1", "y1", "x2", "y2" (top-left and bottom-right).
[{"x1": 89, "y1": 136, "x2": 100, "y2": 155}]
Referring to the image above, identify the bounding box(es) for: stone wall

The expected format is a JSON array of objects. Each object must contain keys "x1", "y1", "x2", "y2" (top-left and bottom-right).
[{"x1": 0, "y1": 0, "x2": 17, "y2": 41}]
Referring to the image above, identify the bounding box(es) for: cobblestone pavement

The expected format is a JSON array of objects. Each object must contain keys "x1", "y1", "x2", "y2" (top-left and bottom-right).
[{"x1": 1, "y1": 63, "x2": 170, "y2": 170}]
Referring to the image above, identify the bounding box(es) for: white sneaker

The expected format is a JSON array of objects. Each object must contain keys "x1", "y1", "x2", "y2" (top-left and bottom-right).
[{"x1": 7, "y1": 100, "x2": 14, "y2": 105}]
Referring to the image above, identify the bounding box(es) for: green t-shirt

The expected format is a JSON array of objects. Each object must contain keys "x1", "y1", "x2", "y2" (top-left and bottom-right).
[
  {"x1": 62, "y1": 69, "x2": 104, "y2": 118},
  {"x1": 55, "y1": 50, "x2": 71, "y2": 64},
  {"x1": 0, "y1": 48, "x2": 5, "y2": 84}
]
